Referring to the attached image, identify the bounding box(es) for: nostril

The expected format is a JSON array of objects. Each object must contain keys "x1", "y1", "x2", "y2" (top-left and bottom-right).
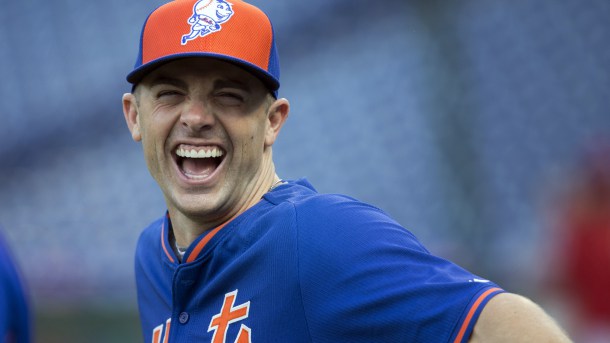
[{"x1": 181, "y1": 105, "x2": 215, "y2": 131}]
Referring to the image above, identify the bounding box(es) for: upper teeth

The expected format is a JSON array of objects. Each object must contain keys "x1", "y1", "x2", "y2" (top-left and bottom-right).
[{"x1": 176, "y1": 146, "x2": 224, "y2": 158}]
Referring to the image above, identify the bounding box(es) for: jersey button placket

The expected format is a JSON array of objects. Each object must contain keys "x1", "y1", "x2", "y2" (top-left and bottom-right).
[{"x1": 178, "y1": 311, "x2": 190, "y2": 324}]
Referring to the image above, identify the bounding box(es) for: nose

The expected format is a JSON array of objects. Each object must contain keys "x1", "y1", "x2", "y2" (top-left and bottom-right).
[{"x1": 181, "y1": 99, "x2": 215, "y2": 132}]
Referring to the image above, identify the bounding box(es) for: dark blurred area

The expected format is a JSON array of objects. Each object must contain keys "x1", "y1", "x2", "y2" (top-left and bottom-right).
[{"x1": 1, "y1": 0, "x2": 609, "y2": 341}]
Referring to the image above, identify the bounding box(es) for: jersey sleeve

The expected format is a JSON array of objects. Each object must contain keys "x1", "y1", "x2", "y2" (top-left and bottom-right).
[
  {"x1": 0, "y1": 232, "x2": 31, "y2": 343},
  {"x1": 294, "y1": 194, "x2": 503, "y2": 342}
]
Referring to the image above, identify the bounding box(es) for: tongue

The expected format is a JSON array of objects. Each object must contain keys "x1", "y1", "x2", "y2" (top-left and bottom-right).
[{"x1": 181, "y1": 158, "x2": 216, "y2": 177}]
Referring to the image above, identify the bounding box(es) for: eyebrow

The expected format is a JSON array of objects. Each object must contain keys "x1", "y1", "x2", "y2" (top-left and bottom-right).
[
  {"x1": 147, "y1": 76, "x2": 188, "y2": 89},
  {"x1": 213, "y1": 79, "x2": 251, "y2": 92},
  {"x1": 146, "y1": 76, "x2": 251, "y2": 93}
]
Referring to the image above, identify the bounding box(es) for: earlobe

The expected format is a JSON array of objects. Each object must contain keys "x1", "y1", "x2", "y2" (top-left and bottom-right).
[
  {"x1": 122, "y1": 93, "x2": 142, "y2": 142},
  {"x1": 265, "y1": 98, "x2": 290, "y2": 147}
]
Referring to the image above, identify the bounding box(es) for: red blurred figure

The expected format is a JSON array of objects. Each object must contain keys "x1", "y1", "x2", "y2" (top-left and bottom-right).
[{"x1": 552, "y1": 141, "x2": 610, "y2": 342}]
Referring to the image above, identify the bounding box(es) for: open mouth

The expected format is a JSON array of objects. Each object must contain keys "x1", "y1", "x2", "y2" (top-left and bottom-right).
[{"x1": 175, "y1": 144, "x2": 224, "y2": 180}]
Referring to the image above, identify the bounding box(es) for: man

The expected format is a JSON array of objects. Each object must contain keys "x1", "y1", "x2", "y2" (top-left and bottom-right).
[
  {"x1": 122, "y1": 0, "x2": 571, "y2": 341},
  {"x1": 0, "y1": 229, "x2": 31, "y2": 343}
]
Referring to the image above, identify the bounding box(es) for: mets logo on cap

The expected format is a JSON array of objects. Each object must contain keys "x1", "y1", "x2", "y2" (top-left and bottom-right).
[{"x1": 181, "y1": 0, "x2": 234, "y2": 45}]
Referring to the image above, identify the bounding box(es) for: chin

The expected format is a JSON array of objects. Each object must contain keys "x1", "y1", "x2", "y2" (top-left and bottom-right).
[{"x1": 169, "y1": 191, "x2": 223, "y2": 219}]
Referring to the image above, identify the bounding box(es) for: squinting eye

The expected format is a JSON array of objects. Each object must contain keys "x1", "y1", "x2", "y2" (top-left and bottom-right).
[
  {"x1": 158, "y1": 90, "x2": 182, "y2": 98},
  {"x1": 216, "y1": 92, "x2": 244, "y2": 106}
]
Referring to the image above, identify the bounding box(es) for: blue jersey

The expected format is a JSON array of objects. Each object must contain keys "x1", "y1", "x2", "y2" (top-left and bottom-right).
[
  {"x1": 0, "y1": 230, "x2": 31, "y2": 343},
  {"x1": 135, "y1": 179, "x2": 503, "y2": 342}
]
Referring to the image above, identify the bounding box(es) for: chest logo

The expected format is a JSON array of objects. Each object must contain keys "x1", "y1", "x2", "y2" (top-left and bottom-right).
[
  {"x1": 181, "y1": 0, "x2": 234, "y2": 45},
  {"x1": 208, "y1": 289, "x2": 251, "y2": 343}
]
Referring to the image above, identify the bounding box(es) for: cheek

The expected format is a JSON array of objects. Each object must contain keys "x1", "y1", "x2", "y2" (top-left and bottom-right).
[
  {"x1": 247, "y1": 130, "x2": 264, "y2": 152},
  {"x1": 235, "y1": 134, "x2": 262, "y2": 164},
  {"x1": 141, "y1": 134, "x2": 161, "y2": 174},
  {"x1": 222, "y1": 114, "x2": 268, "y2": 158},
  {"x1": 142, "y1": 109, "x2": 178, "y2": 143},
  {"x1": 230, "y1": 120, "x2": 262, "y2": 144},
  {"x1": 139, "y1": 121, "x2": 158, "y2": 152},
  {"x1": 139, "y1": 116, "x2": 173, "y2": 166}
]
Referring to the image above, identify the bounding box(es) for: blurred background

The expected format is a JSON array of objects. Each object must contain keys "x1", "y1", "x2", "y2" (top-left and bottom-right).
[{"x1": 1, "y1": 0, "x2": 609, "y2": 341}]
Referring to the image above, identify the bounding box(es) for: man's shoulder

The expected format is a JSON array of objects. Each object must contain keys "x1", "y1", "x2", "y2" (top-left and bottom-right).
[
  {"x1": 139, "y1": 216, "x2": 165, "y2": 238},
  {"x1": 265, "y1": 179, "x2": 406, "y2": 240},
  {"x1": 135, "y1": 215, "x2": 165, "y2": 255},
  {"x1": 263, "y1": 178, "x2": 318, "y2": 204},
  {"x1": 265, "y1": 178, "x2": 373, "y2": 212}
]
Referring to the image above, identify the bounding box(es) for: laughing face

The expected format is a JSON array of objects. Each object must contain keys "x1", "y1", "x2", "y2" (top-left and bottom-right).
[
  {"x1": 215, "y1": 1, "x2": 233, "y2": 21},
  {"x1": 123, "y1": 58, "x2": 288, "y2": 233}
]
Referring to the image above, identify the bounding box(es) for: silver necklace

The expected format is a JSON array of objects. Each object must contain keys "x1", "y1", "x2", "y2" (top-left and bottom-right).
[{"x1": 268, "y1": 179, "x2": 285, "y2": 192}]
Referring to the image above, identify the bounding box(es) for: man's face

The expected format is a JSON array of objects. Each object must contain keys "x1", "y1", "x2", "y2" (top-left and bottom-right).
[{"x1": 123, "y1": 58, "x2": 279, "y2": 225}]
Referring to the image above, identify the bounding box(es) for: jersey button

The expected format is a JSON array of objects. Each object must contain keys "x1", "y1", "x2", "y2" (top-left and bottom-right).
[{"x1": 179, "y1": 312, "x2": 189, "y2": 324}]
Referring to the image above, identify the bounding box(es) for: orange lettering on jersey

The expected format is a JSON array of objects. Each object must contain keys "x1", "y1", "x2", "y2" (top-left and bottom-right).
[
  {"x1": 152, "y1": 318, "x2": 171, "y2": 343},
  {"x1": 163, "y1": 318, "x2": 171, "y2": 343},
  {"x1": 152, "y1": 323, "x2": 163, "y2": 343},
  {"x1": 235, "y1": 324, "x2": 251, "y2": 343},
  {"x1": 208, "y1": 290, "x2": 251, "y2": 343}
]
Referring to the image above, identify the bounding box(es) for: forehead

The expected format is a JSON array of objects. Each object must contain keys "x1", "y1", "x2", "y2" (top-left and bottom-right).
[{"x1": 140, "y1": 57, "x2": 266, "y2": 91}]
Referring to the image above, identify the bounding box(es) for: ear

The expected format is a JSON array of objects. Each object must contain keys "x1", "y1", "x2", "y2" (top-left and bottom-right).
[
  {"x1": 122, "y1": 93, "x2": 142, "y2": 142},
  {"x1": 264, "y1": 98, "x2": 290, "y2": 147}
]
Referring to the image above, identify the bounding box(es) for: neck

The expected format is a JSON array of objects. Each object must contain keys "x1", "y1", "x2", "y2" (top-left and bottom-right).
[{"x1": 169, "y1": 158, "x2": 281, "y2": 248}]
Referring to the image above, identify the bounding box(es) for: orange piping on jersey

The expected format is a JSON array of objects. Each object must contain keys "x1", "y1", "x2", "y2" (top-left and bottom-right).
[
  {"x1": 161, "y1": 221, "x2": 176, "y2": 263},
  {"x1": 186, "y1": 219, "x2": 234, "y2": 263},
  {"x1": 453, "y1": 287, "x2": 502, "y2": 343}
]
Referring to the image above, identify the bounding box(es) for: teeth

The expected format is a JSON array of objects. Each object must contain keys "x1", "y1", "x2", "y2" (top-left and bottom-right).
[{"x1": 176, "y1": 146, "x2": 224, "y2": 158}]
